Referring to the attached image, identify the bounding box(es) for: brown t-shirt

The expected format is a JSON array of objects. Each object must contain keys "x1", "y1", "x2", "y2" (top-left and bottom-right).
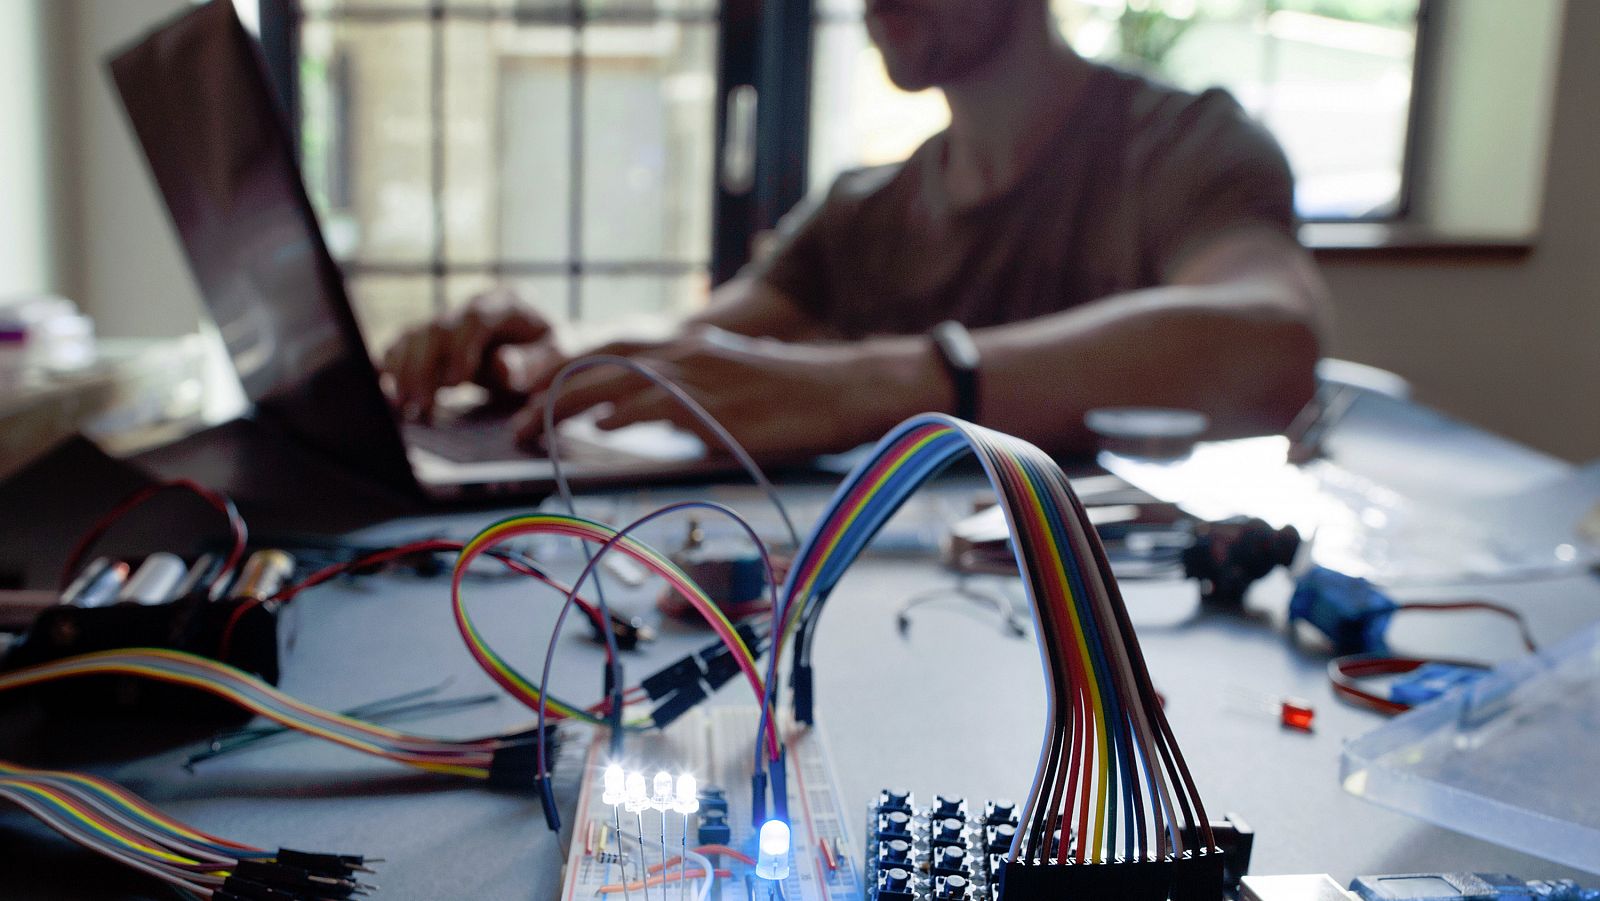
[{"x1": 750, "y1": 64, "x2": 1296, "y2": 338}]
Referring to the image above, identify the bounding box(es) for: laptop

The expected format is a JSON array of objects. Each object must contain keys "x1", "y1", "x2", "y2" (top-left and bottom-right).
[{"x1": 108, "y1": 0, "x2": 730, "y2": 501}]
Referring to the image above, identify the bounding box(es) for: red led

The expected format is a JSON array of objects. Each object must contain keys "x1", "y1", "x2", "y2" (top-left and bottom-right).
[{"x1": 1279, "y1": 698, "x2": 1315, "y2": 732}]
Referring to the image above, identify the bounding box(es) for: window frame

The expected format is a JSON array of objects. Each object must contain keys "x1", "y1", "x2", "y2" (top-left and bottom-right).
[{"x1": 258, "y1": 0, "x2": 1468, "y2": 291}]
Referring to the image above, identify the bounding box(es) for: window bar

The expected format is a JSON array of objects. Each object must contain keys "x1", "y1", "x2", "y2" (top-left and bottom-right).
[
  {"x1": 567, "y1": 0, "x2": 587, "y2": 321},
  {"x1": 430, "y1": 0, "x2": 448, "y2": 315}
]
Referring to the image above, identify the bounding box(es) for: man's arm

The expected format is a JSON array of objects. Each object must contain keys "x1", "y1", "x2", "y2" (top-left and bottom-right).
[{"x1": 966, "y1": 226, "x2": 1326, "y2": 453}]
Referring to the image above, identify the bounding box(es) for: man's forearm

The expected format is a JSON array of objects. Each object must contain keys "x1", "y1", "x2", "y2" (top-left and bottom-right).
[{"x1": 970, "y1": 279, "x2": 1321, "y2": 453}]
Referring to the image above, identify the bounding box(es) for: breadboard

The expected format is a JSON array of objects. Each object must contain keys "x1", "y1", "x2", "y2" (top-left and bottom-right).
[{"x1": 559, "y1": 706, "x2": 863, "y2": 901}]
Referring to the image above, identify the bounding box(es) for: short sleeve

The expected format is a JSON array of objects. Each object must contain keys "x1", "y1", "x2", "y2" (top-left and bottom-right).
[
  {"x1": 1137, "y1": 88, "x2": 1298, "y2": 281},
  {"x1": 741, "y1": 189, "x2": 833, "y2": 321}
]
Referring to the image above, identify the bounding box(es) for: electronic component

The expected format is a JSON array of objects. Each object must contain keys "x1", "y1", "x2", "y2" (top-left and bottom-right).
[
  {"x1": 229, "y1": 548, "x2": 297, "y2": 601},
  {"x1": 559, "y1": 707, "x2": 857, "y2": 901},
  {"x1": 59, "y1": 557, "x2": 129, "y2": 608},
  {"x1": 0, "y1": 553, "x2": 285, "y2": 717},
  {"x1": 1349, "y1": 873, "x2": 1600, "y2": 901},
  {"x1": 1289, "y1": 566, "x2": 1398, "y2": 655},
  {"x1": 660, "y1": 518, "x2": 771, "y2": 622},
  {"x1": 1182, "y1": 517, "x2": 1301, "y2": 607},
  {"x1": 116, "y1": 551, "x2": 188, "y2": 604},
  {"x1": 758, "y1": 820, "x2": 792, "y2": 881},
  {"x1": 862, "y1": 789, "x2": 1249, "y2": 901},
  {"x1": 1387, "y1": 662, "x2": 1491, "y2": 708}
]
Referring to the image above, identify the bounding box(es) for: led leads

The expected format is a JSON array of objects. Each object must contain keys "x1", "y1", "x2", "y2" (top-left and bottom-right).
[{"x1": 756, "y1": 819, "x2": 791, "y2": 881}]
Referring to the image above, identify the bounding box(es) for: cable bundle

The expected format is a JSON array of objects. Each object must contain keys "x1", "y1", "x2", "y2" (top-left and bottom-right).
[
  {"x1": 761, "y1": 414, "x2": 1215, "y2": 866},
  {"x1": 0, "y1": 758, "x2": 377, "y2": 899},
  {"x1": 0, "y1": 648, "x2": 520, "y2": 783}
]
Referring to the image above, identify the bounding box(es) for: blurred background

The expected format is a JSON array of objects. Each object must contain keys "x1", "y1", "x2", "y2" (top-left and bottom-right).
[{"x1": 1, "y1": 0, "x2": 1595, "y2": 465}]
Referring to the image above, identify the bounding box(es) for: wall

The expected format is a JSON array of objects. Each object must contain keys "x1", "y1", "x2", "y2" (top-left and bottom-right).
[
  {"x1": 47, "y1": 0, "x2": 205, "y2": 338},
  {"x1": 0, "y1": 0, "x2": 53, "y2": 297},
  {"x1": 1320, "y1": 0, "x2": 1600, "y2": 463}
]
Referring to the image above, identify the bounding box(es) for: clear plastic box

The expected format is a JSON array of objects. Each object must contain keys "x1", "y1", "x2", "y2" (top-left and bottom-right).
[{"x1": 1341, "y1": 621, "x2": 1600, "y2": 872}]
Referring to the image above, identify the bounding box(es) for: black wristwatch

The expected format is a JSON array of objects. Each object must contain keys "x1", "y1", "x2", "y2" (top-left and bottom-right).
[{"x1": 929, "y1": 320, "x2": 981, "y2": 423}]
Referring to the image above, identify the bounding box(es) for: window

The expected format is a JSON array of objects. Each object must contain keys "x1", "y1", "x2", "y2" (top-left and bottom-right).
[
  {"x1": 288, "y1": 0, "x2": 719, "y2": 357},
  {"x1": 811, "y1": 0, "x2": 1426, "y2": 222},
  {"x1": 265, "y1": 0, "x2": 1430, "y2": 353}
]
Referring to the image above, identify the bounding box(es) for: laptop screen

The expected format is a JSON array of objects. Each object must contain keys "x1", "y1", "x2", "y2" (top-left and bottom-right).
[{"x1": 109, "y1": 0, "x2": 417, "y2": 494}]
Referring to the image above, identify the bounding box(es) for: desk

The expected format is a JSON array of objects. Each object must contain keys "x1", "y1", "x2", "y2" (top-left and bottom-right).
[{"x1": 2, "y1": 394, "x2": 1597, "y2": 898}]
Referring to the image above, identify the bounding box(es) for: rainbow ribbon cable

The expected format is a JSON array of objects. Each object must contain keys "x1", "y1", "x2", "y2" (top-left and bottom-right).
[
  {"x1": 450, "y1": 511, "x2": 770, "y2": 731},
  {"x1": 0, "y1": 756, "x2": 384, "y2": 899},
  {"x1": 0, "y1": 649, "x2": 508, "y2": 780},
  {"x1": 758, "y1": 413, "x2": 1215, "y2": 866}
]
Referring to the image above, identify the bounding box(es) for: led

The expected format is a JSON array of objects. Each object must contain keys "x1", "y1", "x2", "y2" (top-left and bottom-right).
[
  {"x1": 673, "y1": 773, "x2": 699, "y2": 813},
  {"x1": 652, "y1": 770, "x2": 674, "y2": 809},
  {"x1": 625, "y1": 772, "x2": 649, "y2": 813},
  {"x1": 755, "y1": 819, "x2": 790, "y2": 881},
  {"x1": 602, "y1": 764, "x2": 625, "y2": 806}
]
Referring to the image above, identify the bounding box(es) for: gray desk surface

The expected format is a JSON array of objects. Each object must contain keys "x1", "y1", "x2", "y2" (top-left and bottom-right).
[{"x1": 3, "y1": 394, "x2": 1598, "y2": 898}]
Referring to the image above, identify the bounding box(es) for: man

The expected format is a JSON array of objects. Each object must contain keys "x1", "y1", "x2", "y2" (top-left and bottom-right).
[{"x1": 384, "y1": 0, "x2": 1326, "y2": 458}]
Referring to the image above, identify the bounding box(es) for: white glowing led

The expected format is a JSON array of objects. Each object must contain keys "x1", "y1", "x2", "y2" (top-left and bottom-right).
[
  {"x1": 602, "y1": 764, "x2": 625, "y2": 806},
  {"x1": 651, "y1": 770, "x2": 674, "y2": 809},
  {"x1": 624, "y1": 771, "x2": 649, "y2": 813},
  {"x1": 673, "y1": 773, "x2": 699, "y2": 813},
  {"x1": 755, "y1": 819, "x2": 790, "y2": 881}
]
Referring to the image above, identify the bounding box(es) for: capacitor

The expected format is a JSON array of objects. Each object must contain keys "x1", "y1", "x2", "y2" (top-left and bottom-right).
[
  {"x1": 935, "y1": 817, "x2": 964, "y2": 843},
  {"x1": 228, "y1": 550, "x2": 295, "y2": 601},
  {"x1": 934, "y1": 795, "x2": 965, "y2": 817},
  {"x1": 986, "y1": 823, "x2": 1016, "y2": 853},
  {"x1": 755, "y1": 819, "x2": 790, "y2": 881},
  {"x1": 117, "y1": 553, "x2": 188, "y2": 605}
]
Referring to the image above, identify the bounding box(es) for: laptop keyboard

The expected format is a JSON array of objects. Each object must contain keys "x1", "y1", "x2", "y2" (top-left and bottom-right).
[
  {"x1": 404, "y1": 418, "x2": 532, "y2": 464},
  {"x1": 404, "y1": 416, "x2": 675, "y2": 468}
]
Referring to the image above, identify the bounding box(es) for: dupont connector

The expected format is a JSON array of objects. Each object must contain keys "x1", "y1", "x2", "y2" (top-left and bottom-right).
[
  {"x1": 646, "y1": 680, "x2": 708, "y2": 729},
  {"x1": 486, "y1": 726, "x2": 561, "y2": 791},
  {"x1": 274, "y1": 849, "x2": 376, "y2": 876},
  {"x1": 227, "y1": 859, "x2": 369, "y2": 898},
  {"x1": 999, "y1": 849, "x2": 1226, "y2": 901},
  {"x1": 639, "y1": 654, "x2": 703, "y2": 701},
  {"x1": 768, "y1": 748, "x2": 789, "y2": 822},
  {"x1": 1289, "y1": 566, "x2": 1398, "y2": 655},
  {"x1": 790, "y1": 661, "x2": 815, "y2": 724},
  {"x1": 749, "y1": 770, "x2": 768, "y2": 828}
]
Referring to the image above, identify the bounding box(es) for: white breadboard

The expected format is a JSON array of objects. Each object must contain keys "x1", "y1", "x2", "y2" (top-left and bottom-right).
[{"x1": 559, "y1": 706, "x2": 863, "y2": 901}]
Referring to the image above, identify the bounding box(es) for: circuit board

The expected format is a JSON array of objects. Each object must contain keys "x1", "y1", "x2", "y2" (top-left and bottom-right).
[{"x1": 559, "y1": 706, "x2": 863, "y2": 901}]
